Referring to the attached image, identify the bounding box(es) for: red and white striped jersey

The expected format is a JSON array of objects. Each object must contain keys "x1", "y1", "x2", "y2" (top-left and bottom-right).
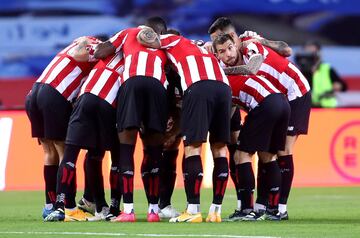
[
  {"x1": 36, "y1": 36, "x2": 100, "y2": 101},
  {"x1": 109, "y1": 27, "x2": 167, "y2": 86},
  {"x1": 241, "y1": 41, "x2": 310, "y2": 101},
  {"x1": 79, "y1": 52, "x2": 124, "y2": 107},
  {"x1": 159, "y1": 34, "x2": 229, "y2": 91},
  {"x1": 228, "y1": 74, "x2": 281, "y2": 111}
]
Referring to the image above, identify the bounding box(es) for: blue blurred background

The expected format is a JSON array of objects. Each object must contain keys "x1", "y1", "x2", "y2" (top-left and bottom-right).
[{"x1": 1, "y1": 0, "x2": 360, "y2": 108}]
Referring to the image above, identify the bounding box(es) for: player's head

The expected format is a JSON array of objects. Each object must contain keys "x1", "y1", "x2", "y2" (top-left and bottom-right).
[
  {"x1": 208, "y1": 17, "x2": 238, "y2": 42},
  {"x1": 145, "y1": 16, "x2": 167, "y2": 35},
  {"x1": 213, "y1": 34, "x2": 239, "y2": 66},
  {"x1": 166, "y1": 28, "x2": 181, "y2": 36},
  {"x1": 94, "y1": 34, "x2": 109, "y2": 42},
  {"x1": 303, "y1": 40, "x2": 321, "y2": 55}
]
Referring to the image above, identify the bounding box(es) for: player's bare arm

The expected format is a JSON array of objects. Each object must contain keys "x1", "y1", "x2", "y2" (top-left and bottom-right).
[
  {"x1": 259, "y1": 38, "x2": 292, "y2": 57},
  {"x1": 239, "y1": 30, "x2": 292, "y2": 57},
  {"x1": 137, "y1": 27, "x2": 161, "y2": 49},
  {"x1": 224, "y1": 54, "x2": 264, "y2": 75},
  {"x1": 94, "y1": 41, "x2": 116, "y2": 59}
]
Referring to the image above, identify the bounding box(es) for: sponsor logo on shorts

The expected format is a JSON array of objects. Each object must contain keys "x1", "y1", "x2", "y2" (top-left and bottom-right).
[{"x1": 287, "y1": 126, "x2": 294, "y2": 131}]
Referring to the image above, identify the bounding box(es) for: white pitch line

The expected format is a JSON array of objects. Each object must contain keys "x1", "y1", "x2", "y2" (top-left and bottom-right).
[{"x1": 0, "y1": 231, "x2": 280, "y2": 238}]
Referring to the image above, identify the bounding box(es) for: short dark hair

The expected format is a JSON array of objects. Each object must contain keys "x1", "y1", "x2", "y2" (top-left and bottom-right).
[
  {"x1": 166, "y1": 28, "x2": 181, "y2": 36},
  {"x1": 208, "y1": 17, "x2": 235, "y2": 34},
  {"x1": 212, "y1": 34, "x2": 234, "y2": 52},
  {"x1": 145, "y1": 16, "x2": 167, "y2": 34},
  {"x1": 94, "y1": 34, "x2": 109, "y2": 42}
]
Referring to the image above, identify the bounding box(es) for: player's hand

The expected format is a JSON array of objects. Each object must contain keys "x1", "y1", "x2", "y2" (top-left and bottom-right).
[
  {"x1": 166, "y1": 117, "x2": 174, "y2": 132},
  {"x1": 239, "y1": 31, "x2": 262, "y2": 39},
  {"x1": 203, "y1": 41, "x2": 214, "y2": 54}
]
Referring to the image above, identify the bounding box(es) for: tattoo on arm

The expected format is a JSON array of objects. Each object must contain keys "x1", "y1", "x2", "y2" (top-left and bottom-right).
[
  {"x1": 137, "y1": 27, "x2": 161, "y2": 49},
  {"x1": 224, "y1": 65, "x2": 253, "y2": 75},
  {"x1": 224, "y1": 55, "x2": 264, "y2": 75},
  {"x1": 259, "y1": 38, "x2": 292, "y2": 57}
]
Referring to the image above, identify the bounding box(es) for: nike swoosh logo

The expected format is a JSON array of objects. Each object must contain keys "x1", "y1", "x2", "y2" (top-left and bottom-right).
[{"x1": 181, "y1": 217, "x2": 193, "y2": 222}]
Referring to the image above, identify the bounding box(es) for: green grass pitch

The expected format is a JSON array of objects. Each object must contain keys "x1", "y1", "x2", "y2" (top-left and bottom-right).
[{"x1": 0, "y1": 187, "x2": 359, "y2": 238}]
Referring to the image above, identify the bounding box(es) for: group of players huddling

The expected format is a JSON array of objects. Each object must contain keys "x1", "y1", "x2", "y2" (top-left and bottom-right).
[{"x1": 25, "y1": 16, "x2": 311, "y2": 223}]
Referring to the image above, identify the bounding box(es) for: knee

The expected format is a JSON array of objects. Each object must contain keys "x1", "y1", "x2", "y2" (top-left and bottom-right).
[
  {"x1": 210, "y1": 143, "x2": 227, "y2": 158},
  {"x1": 278, "y1": 146, "x2": 293, "y2": 156}
]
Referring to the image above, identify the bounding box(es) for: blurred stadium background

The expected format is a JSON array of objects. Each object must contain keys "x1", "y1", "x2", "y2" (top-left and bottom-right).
[{"x1": 1, "y1": 0, "x2": 360, "y2": 109}]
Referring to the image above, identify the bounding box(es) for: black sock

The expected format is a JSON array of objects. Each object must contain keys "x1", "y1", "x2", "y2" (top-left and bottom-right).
[
  {"x1": 236, "y1": 162, "x2": 255, "y2": 211},
  {"x1": 119, "y1": 143, "x2": 135, "y2": 204},
  {"x1": 87, "y1": 149, "x2": 107, "y2": 213},
  {"x1": 56, "y1": 144, "x2": 80, "y2": 209},
  {"x1": 227, "y1": 144, "x2": 240, "y2": 201},
  {"x1": 159, "y1": 149, "x2": 178, "y2": 209},
  {"x1": 44, "y1": 165, "x2": 58, "y2": 205},
  {"x1": 278, "y1": 155, "x2": 294, "y2": 205},
  {"x1": 109, "y1": 146, "x2": 121, "y2": 215},
  {"x1": 256, "y1": 160, "x2": 268, "y2": 206},
  {"x1": 183, "y1": 155, "x2": 203, "y2": 204},
  {"x1": 212, "y1": 157, "x2": 229, "y2": 205},
  {"x1": 141, "y1": 149, "x2": 151, "y2": 203},
  {"x1": 264, "y1": 161, "x2": 281, "y2": 212},
  {"x1": 82, "y1": 153, "x2": 94, "y2": 202},
  {"x1": 144, "y1": 145, "x2": 162, "y2": 204}
]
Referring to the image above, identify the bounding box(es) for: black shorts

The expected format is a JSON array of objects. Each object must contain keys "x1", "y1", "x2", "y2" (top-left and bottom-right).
[
  {"x1": 25, "y1": 83, "x2": 72, "y2": 140},
  {"x1": 181, "y1": 80, "x2": 232, "y2": 145},
  {"x1": 230, "y1": 107, "x2": 242, "y2": 132},
  {"x1": 116, "y1": 76, "x2": 168, "y2": 133},
  {"x1": 288, "y1": 91, "x2": 311, "y2": 136},
  {"x1": 66, "y1": 93, "x2": 118, "y2": 150},
  {"x1": 238, "y1": 94, "x2": 290, "y2": 154}
]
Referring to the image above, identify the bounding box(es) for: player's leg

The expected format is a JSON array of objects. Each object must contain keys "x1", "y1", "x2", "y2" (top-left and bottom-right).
[
  {"x1": 254, "y1": 158, "x2": 268, "y2": 215},
  {"x1": 277, "y1": 135, "x2": 297, "y2": 220},
  {"x1": 257, "y1": 152, "x2": 281, "y2": 221},
  {"x1": 41, "y1": 139, "x2": 59, "y2": 218},
  {"x1": 77, "y1": 152, "x2": 96, "y2": 215},
  {"x1": 258, "y1": 93, "x2": 291, "y2": 221},
  {"x1": 25, "y1": 84, "x2": 58, "y2": 218},
  {"x1": 45, "y1": 94, "x2": 100, "y2": 222},
  {"x1": 113, "y1": 77, "x2": 142, "y2": 222},
  {"x1": 37, "y1": 83, "x2": 75, "y2": 221},
  {"x1": 107, "y1": 144, "x2": 122, "y2": 220},
  {"x1": 206, "y1": 83, "x2": 231, "y2": 223},
  {"x1": 207, "y1": 142, "x2": 228, "y2": 222},
  {"x1": 141, "y1": 131, "x2": 164, "y2": 222},
  {"x1": 114, "y1": 129, "x2": 137, "y2": 222},
  {"x1": 170, "y1": 81, "x2": 214, "y2": 223},
  {"x1": 277, "y1": 92, "x2": 311, "y2": 220},
  {"x1": 44, "y1": 143, "x2": 82, "y2": 222},
  {"x1": 169, "y1": 143, "x2": 204, "y2": 223},
  {"x1": 87, "y1": 96, "x2": 120, "y2": 222},
  {"x1": 84, "y1": 149, "x2": 108, "y2": 221},
  {"x1": 233, "y1": 150, "x2": 257, "y2": 221},
  {"x1": 141, "y1": 77, "x2": 169, "y2": 222},
  {"x1": 159, "y1": 136, "x2": 181, "y2": 219},
  {"x1": 227, "y1": 109, "x2": 242, "y2": 218}
]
